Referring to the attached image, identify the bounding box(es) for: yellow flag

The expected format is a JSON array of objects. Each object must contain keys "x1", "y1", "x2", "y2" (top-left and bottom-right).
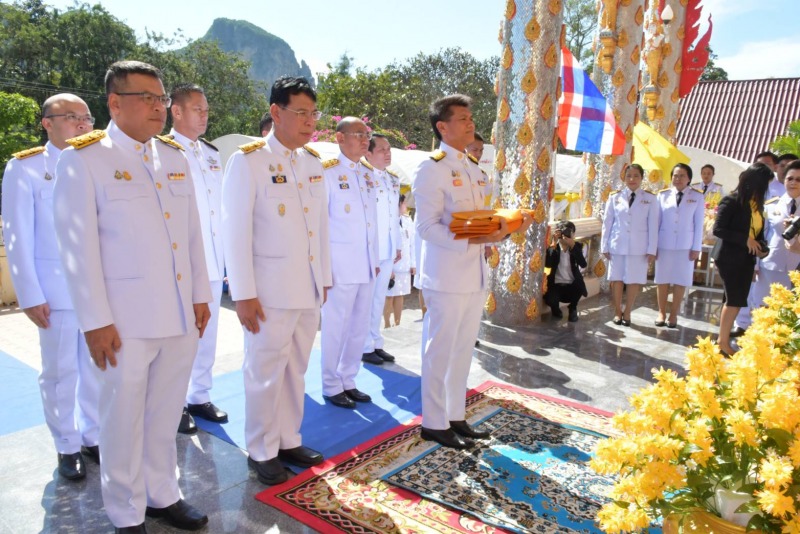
[{"x1": 632, "y1": 122, "x2": 690, "y2": 182}]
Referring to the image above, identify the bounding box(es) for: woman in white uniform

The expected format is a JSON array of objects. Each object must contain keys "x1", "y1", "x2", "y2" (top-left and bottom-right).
[
  {"x1": 654, "y1": 163, "x2": 705, "y2": 328},
  {"x1": 384, "y1": 194, "x2": 415, "y2": 327},
  {"x1": 601, "y1": 163, "x2": 659, "y2": 326}
]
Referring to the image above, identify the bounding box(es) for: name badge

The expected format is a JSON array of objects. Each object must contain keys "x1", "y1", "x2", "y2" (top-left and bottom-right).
[
  {"x1": 339, "y1": 183, "x2": 350, "y2": 190},
  {"x1": 168, "y1": 172, "x2": 185, "y2": 181},
  {"x1": 272, "y1": 175, "x2": 287, "y2": 184},
  {"x1": 477, "y1": 180, "x2": 486, "y2": 186},
  {"x1": 309, "y1": 175, "x2": 323, "y2": 183},
  {"x1": 452, "y1": 179, "x2": 463, "y2": 186}
]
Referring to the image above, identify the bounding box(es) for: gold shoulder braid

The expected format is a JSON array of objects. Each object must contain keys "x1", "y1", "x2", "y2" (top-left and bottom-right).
[
  {"x1": 65, "y1": 130, "x2": 106, "y2": 150},
  {"x1": 303, "y1": 145, "x2": 321, "y2": 158},
  {"x1": 239, "y1": 139, "x2": 266, "y2": 154},
  {"x1": 12, "y1": 146, "x2": 46, "y2": 159},
  {"x1": 322, "y1": 158, "x2": 339, "y2": 169},
  {"x1": 430, "y1": 150, "x2": 446, "y2": 162},
  {"x1": 155, "y1": 135, "x2": 185, "y2": 151}
]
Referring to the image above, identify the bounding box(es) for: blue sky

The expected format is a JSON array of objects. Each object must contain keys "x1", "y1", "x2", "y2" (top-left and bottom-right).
[{"x1": 46, "y1": 0, "x2": 798, "y2": 80}]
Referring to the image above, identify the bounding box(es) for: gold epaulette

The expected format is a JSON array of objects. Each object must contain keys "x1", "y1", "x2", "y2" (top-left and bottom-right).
[
  {"x1": 765, "y1": 197, "x2": 780, "y2": 205},
  {"x1": 360, "y1": 158, "x2": 374, "y2": 171},
  {"x1": 155, "y1": 135, "x2": 184, "y2": 151},
  {"x1": 239, "y1": 139, "x2": 266, "y2": 154},
  {"x1": 65, "y1": 130, "x2": 106, "y2": 150},
  {"x1": 12, "y1": 146, "x2": 45, "y2": 159},
  {"x1": 691, "y1": 187, "x2": 703, "y2": 194},
  {"x1": 303, "y1": 145, "x2": 320, "y2": 158},
  {"x1": 643, "y1": 189, "x2": 656, "y2": 195},
  {"x1": 610, "y1": 189, "x2": 621, "y2": 195},
  {"x1": 200, "y1": 137, "x2": 219, "y2": 152},
  {"x1": 386, "y1": 168, "x2": 399, "y2": 178},
  {"x1": 659, "y1": 187, "x2": 670, "y2": 193},
  {"x1": 430, "y1": 150, "x2": 446, "y2": 162},
  {"x1": 322, "y1": 158, "x2": 339, "y2": 169},
  {"x1": 467, "y1": 153, "x2": 480, "y2": 165}
]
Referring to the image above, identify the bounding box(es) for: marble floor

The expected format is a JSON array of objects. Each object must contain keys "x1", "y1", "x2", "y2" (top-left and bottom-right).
[{"x1": 0, "y1": 284, "x2": 722, "y2": 533}]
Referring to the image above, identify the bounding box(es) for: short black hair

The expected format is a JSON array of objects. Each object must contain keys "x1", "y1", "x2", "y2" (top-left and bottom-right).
[
  {"x1": 473, "y1": 132, "x2": 484, "y2": 143},
  {"x1": 787, "y1": 159, "x2": 800, "y2": 172},
  {"x1": 777, "y1": 153, "x2": 799, "y2": 163},
  {"x1": 105, "y1": 60, "x2": 163, "y2": 96},
  {"x1": 701, "y1": 164, "x2": 715, "y2": 174},
  {"x1": 626, "y1": 163, "x2": 645, "y2": 177},
  {"x1": 169, "y1": 83, "x2": 204, "y2": 107},
  {"x1": 259, "y1": 112, "x2": 273, "y2": 134},
  {"x1": 754, "y1": 151, "x2": 778, "y2": 165},
  {"x1": 672, "y1": 162, "x2": 693, "y2": 180},
  {"x1": 368, "y1": 133, "x2": 388, "y2": 152},
  {"x1": 429, "y1": 94, "x2": 472, "y2": 141},
  {"x1": 270, "y1": 76, "x2": 316, "y2": 107}
]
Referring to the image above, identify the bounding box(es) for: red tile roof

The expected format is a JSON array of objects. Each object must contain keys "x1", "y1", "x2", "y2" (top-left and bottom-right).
[{"x1": 676, "y1": 78, "x2": 800, "y2": 163}]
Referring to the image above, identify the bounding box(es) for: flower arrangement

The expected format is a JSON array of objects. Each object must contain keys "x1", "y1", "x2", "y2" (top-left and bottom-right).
[
  {"x1": 703, "y1": 191, "x2": 723, "y2": 244},
  {"x1": 590, "y1": 273, "x2": 800, "y2": 533}
]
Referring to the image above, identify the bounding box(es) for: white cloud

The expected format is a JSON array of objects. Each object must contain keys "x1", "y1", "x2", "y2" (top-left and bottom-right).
[
  {"x1": 701, "y1": 0, "x2": 756, "y2": 18},
  {"x1": 716, "y1": 37, "x2": 800, "y2": 80}
]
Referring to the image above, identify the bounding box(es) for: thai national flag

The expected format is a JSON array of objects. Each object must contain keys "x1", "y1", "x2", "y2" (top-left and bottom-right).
[{"x1": 557, "y1": 47, "x2": 626, "y2": 155}]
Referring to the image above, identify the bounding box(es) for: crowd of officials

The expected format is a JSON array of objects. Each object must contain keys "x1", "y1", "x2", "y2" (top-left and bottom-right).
[
  {"x1": 0, "y1": 61, "x2": 531, "y2": 533},
  {"x1": 2, "y1": 57, "x2": 797, "y2": 533}
]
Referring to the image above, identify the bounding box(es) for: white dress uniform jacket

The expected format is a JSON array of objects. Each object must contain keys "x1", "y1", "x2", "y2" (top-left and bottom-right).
[
  {"x1": 222, "y1": 134, "x2": 331, "y2": 461},
  {"x1": 693, "y1": 181, "x2": 724, "y2": 199},
  {"x1": 601, "y1": 188, "x2": 659, "y2": 256},
  {"x1": 768, "y1": 178, "x2": 786, "y2": 200},
  {"x1": 657, "y1": 187, "x2": 705, "y2": 251},
  {"x1": 413, "y1": 142, "x2": 487, "y2": 430},
  {"x1": 761, "y1": 195, "x2": 800, "y2": 272},
  {"x1": 2, "y1": 142, "x2": 101, "y2": 454},
  {"x1": 54, "y1": 122, "x2": 211, "y2": 528}
]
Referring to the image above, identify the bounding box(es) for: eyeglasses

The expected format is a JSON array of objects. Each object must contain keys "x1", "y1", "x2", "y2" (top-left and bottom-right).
[
  {"x1": 44, "y1": 113, "x2": 95, "y2": 125},
  {"x1": 278, "y1": 105, "x2": 323, "y2": 120},
  {"x1": 343, "y1": 132, "x2": 372, "y2": 140},
  {"x1": 114, "y1": 92, "x2": 172, "y2": 108}
]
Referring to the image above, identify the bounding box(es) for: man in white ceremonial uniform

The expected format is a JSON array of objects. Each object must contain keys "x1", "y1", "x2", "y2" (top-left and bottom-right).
[
  {"x1": 413, "y1": 94, "x2": 532, "y2": 449},
  {"x1": 360, "y1": 133, "x2": 401, "y2": 365},
  {"x1": 320, "y1": 117, "x2": 379, "y2": 409},
  {"x1": 53, "y1": 61, "x2": 211, "y2": 534},
  {"x1": 223, "y1": 76, "x2": 331, "y2": 485},
  {"x1": 168, "y1": 84, "x2": 228, "y2": 434},
  {"x1": 1, "y1": 93, "x2": 101, "y2": 480},
  {"x1": 694, "y1": 164, "x2": 724, "y2": 198}
]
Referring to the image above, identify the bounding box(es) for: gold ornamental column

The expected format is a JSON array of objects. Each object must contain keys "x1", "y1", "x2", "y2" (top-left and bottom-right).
[
  {"x1": 641, "y1": 0, "x2": 686, "y2": 151},
  {"x1": 583, "y1": 0, "x2": 646, "y2": 216},
  {"x1": 485, "y1": 0, "x2": 563, "y2": 326}
]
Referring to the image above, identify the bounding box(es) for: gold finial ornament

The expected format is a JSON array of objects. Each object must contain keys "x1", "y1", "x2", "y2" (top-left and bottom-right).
[
  {"x1": 529, "y1": 250, "x2": 542, "y2": 272},
  {"x1": 525, "y1": 298, "x2": 539, "y2": 320},
  {"x1": 506, "y1": 270, "x2": 522, "y2": 293},
  {"x1": 485, "y1": 292, "x2": 497, "y2": 314}
]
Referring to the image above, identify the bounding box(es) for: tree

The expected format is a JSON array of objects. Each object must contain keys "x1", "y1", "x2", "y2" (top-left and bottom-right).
[
  {"x1": 700, "y1": 48, "x2": 728, "y2": 81},
  {"x1": 563, "y1": 0, "x2": 598, "y2": 67},
  {"x1": 0, "y1": 92, "x2": 41, "y2": 186},
  {"x1": 771, "y1": 120, "x2": 800, "y2": 156}
]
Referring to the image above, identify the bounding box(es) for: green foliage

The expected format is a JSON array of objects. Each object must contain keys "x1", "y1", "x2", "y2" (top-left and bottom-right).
[
  {"x1": 701, "y1": 48, "x2": 728, "y2": 82},
  {"x1": 0, "y1": 91, "x2": 41, "y2": 185},
  {"x1": 564, "y1": 0, "x2": 598, "y2": 67},
  {"x1": 317, "y1": 49, "x2": 497, "y2": 148},
  {"x1": 770, "y1": 120, "x2": 800, "y2": 156}
]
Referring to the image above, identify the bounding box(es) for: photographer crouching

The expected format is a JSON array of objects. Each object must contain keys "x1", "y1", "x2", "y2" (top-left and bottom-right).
[{"x1": 544, "y1": 220, "x2": 588, "y2": 322}]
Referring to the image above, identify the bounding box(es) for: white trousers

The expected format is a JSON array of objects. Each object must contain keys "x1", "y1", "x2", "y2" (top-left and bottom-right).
[
  {"x1": 321, "y1": 282, "x2": 372, "y2": 396},
  {"x1": 186, "y1": 280, "x2": 222, "y2": 404},
  {"x1": 243, "y1": 306, "x2": 318, "y2": 461},
  {"x1": 736, "y1": 268, "x2": 791, "y2": 329},
  {"x1": 363, "y1": 258, "x2": 393, "y2": 352},
  {"x1": 421, "y1": 288, "x2": 485, "y2": 429},
  {"x1": 100, "y1": 332, "x2": 198, "y2": 528},
  {"x1": 38, "y1": 309, "x2": 101, "y2": 453}
]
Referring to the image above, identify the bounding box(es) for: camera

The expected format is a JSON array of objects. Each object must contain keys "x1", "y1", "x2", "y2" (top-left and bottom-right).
[
  {"x1": 555, "y1": 221, "x2": 574, "y2": 239},
  {"x1": 783, "y1": 217, "x2": 800, "y2": 241}
]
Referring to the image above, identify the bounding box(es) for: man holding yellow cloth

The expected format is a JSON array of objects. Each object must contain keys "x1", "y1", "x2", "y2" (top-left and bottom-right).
[{"x1": 413, "y1": 94, "x2": 533, "y2": 449}]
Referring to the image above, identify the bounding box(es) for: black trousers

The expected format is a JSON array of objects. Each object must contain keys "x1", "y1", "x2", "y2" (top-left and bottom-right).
[{"x1": 544, "y1": 282, "x2": 582, "y2": 311}]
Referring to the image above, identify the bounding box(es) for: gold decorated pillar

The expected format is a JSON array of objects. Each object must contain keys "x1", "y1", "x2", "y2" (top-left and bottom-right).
[
  {"x1": 485, "y1": 0, "x2": 563, "y2": 326},
  {"x1": 640, "y1": 0, "x2": 686, "y2": 149},
  {"x1": 583, "y1": 0, "x2": 646, "y2": 216}
]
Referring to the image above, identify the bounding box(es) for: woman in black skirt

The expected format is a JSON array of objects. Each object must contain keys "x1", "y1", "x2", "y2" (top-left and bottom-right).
[{"x1": 712, "y1": 163, "x2": 772, "y2": 355}]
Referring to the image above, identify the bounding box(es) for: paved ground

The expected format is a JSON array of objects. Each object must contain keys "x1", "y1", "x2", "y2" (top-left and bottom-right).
[{"x1": 0, "y1": 284, "x2": 721, "y2": 533}]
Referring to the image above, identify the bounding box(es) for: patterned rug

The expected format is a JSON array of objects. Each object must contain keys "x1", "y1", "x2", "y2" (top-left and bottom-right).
[{"x1": 256, "y1": 381, "x2": 618, "y2": 534}]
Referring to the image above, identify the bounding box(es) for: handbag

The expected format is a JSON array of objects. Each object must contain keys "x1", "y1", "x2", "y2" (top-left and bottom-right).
[
  {"x1": 388, "y1": 277, "x2": 395, "y2": 289},
  {"x1": 709, "y1": 238, "x2": 723, "y2": 261}
]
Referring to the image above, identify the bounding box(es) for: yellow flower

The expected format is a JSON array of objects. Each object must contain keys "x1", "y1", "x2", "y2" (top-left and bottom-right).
[
  {"x1": 597, "y1": 502, "x2": 651, "y2": 533},
  {"x1": 759, "y1": 452, "x2": 795, "y2": 489},
  {"x1": 756, "y1": 487, "x2": 796, "y2": 517},
  {"x1": 758, "y1": 381, "x2": 800, "y2": 431},
  {"x1": 687, "y1": 419, "x2": 714, "y2": 466},
  {"x1": 725, "y1": 408, "x2": 759, "y2": 447},
  {"x1": 781, "y1": 515, "x2": 800, "y2": 534},
  {"x1": 788, "y1": 435, "x2": 800, "y2": 468}
]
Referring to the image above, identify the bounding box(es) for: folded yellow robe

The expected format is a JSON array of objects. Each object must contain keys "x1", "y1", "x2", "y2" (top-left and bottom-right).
[{"x1": 449, "y1": 209, "x2": 534, "y2": 239}]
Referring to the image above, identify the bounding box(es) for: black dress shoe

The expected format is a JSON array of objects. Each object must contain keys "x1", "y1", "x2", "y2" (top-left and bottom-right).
[
  {"x1": 344, "y1": 388, "x2": 372, "y2": 403},
  {"x1": 450, "y1": 420, "x2": 492, "y2": 439},
  {"x1": 247, "y1": 456, "x2": 289, "y2": 485},
  {"x1": 278, "y1": 445, "x2": 324, "y2": 467},
  {"x1": 188, "y1": 402, "x2": 228, "y2": 423},
  {"x1": 568, "y1": 308, "x2": 578, "y2": 322},
  {"x1": 612, "y1": 317, "x2": 623, "y2": 325},
  {"x1": 57, "y1": 452, "x2": 86, "y2": 480},
  {"x1": 654, "y1": 320, "x2": 667, "y2": 327},
  {"x1": 81, "y1": 445, "x2": 100, "y2": 464},
  {"x1": 420, "y1": 427, "x2": 474, "y2": 449},
  {"x1": 115, "y1": 524, "x2": 147, "y2": 533},
  {"x1": 550, "y1": 308, "x2": 563, "y2": 319},
  {"x1": 373, "y1": 348, "x2": 395, "y2": 362},
  {"x1": 361, "y1": 351, "x2": 384, "y2": 365},
  {"x1": 146, "y1": 499, "x2": 208, "y2": 530},
  {"x1": 324, "y1": 392, "x2": 356, "y2": 409},
  {"x1": 177, "y1": 408, "x2": 197, "y2": 435},
  {"x1": 621, "y1": 319, "x2": 631, "y2": 327},
  {"x1": 731, "y1": 326, "x2": 746, "y2": 338},
  {"x1": 667, "y1": 321, "x2": 678, "y2": 329}
]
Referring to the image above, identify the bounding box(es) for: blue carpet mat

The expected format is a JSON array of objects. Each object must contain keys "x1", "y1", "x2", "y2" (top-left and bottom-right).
[
  {"x1": 195, "y1": 348, "x2": 422, "y2": 459},
  {"x1": 0, "y1": 349, "x2": 45, "y2": 435}
]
